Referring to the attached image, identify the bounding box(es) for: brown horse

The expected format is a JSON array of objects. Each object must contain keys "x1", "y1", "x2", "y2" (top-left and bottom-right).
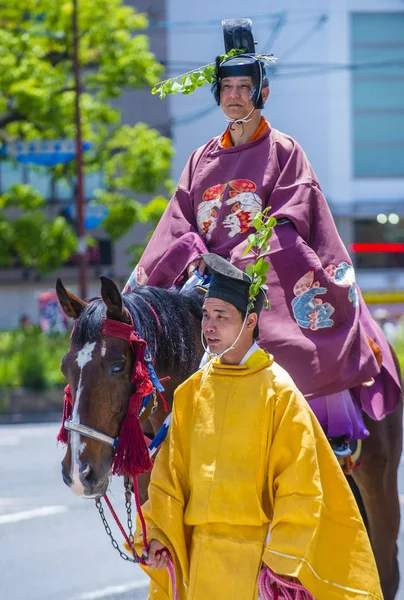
[{"x1": 56, "y1": 276, "x2": 402, "y2": 599}]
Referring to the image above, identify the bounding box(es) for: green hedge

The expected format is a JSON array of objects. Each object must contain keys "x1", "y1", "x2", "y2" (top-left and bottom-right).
[{"x1": 0, "y1": 328, "x2": 69, "y2": 390}]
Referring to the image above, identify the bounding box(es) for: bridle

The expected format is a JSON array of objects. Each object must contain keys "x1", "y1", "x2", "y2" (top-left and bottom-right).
[
  {"x1": 60, "y1": 307, "x2": 167, "y2": 457},
  {"x1": 64, "y1": 418, "x2": 118, "y2": 448}
]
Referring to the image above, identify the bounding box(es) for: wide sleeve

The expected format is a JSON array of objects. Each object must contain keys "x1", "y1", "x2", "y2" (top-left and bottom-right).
[
  {"x1": 262, "y1": 386, "x2": 382, "y2": 600},
  {"x1": 134, "y1": 400, "x2": 191, "y2": 599},
  {"x1": 125, "y1": 149, "x2": 208, "y2": 290},
  {"x1": 253, "y1": 137, "x2": 381, "y2": 396}
]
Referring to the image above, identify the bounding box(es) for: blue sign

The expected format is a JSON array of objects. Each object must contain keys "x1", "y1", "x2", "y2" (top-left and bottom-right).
[
  {"x1": 0, "y1": 139, "x2": 92, "y2": 166},
  {"x1": 65, "y1": 203, "x2": 109, "y2": 230}
]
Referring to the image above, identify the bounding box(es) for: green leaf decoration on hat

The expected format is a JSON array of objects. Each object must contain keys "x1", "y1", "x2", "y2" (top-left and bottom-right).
[
  {"x1": 151, "y1": 51, "x2": 276, "y2": 98},
  {"x1": 242, "y1": 207, "x2": 277, "y2": 312}
]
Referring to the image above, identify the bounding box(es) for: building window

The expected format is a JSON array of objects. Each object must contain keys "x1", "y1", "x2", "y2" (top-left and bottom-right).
[
  {"x1": 353, "y1": 217, "x2": 404, "y2": 268},
  {"x1": 351, "y1": 12, "x2": 404, "y2": 177}
]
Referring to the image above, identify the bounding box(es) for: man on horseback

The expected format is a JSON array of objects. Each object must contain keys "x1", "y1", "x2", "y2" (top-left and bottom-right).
[
  {"x1": 126, "y1": 18, "x2": 401, "y2": 458},
  {"x1": 138, "y1": 253, "x2": 382, "y2": 599},
  {"x1": 126, "y1": 18, "x2": 402, "y2": 595}
]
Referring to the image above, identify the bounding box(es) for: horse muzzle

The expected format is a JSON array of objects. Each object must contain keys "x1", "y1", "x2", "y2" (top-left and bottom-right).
[{"x1": 61, "y1": 459, "x2": 109, "y2": 499}]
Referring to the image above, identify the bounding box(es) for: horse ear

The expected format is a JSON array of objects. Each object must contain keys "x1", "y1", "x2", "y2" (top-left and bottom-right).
[
  {"x1": 56, "y1": 279, "x2": 88, "y2": 319},
  {"x1": 100, "y1": 276, "x2": 129, "y2": 323}
]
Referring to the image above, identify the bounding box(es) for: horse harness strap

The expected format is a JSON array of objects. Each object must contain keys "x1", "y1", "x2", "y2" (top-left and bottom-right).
[{"x1": 64, "y1": 419, "x2": 118, "y2": 448}]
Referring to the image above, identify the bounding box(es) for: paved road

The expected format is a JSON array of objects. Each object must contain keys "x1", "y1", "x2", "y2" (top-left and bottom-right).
[
  {"x1": 1, "y1": 422, "x2": 404, "y2": 600},
  {"x1": 0, "y1": 423, "x2": 148, "y2": 600}
]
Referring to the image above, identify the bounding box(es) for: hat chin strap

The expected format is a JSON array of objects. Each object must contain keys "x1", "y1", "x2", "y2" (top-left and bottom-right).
[
  {"x1": 201, "y1": 311, "x2": 249, "y2": 360},
  {"x1": 225, "y1": 105, "x2": 256, "y2": 126}
]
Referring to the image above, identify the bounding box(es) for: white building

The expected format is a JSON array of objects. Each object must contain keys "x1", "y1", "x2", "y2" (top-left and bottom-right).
[
  {"x1": 1, "y1": 1, "x2": 403, "y2": 329},
  {"x1": 166, "y1": 0, "x2": 404, "y2": 306}
]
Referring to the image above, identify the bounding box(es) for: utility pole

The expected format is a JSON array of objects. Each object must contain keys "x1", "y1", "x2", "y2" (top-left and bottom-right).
[{"x1": 72, "y1": 0, "x2": 87, "y2": 299}]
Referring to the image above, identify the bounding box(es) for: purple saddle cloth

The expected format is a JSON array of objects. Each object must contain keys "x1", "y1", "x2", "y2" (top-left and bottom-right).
[{"x1": 308, "y1": 389, "x2": 369, "y2": 440}]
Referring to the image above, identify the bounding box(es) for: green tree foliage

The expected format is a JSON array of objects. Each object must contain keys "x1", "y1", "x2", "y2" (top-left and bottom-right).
[
  {"x1": 151, "y1": 50, "x2": 275, "y2": 98},
  {"x1": 0, "y1": 184, "x2": 77, "y2": 271},
  {"x1": 0, "y1": 0, "x2": 173, "y2": 272}
]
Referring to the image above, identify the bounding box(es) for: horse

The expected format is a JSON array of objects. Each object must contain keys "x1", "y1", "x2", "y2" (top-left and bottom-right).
[{"x1": 56, "y1": 276, "x2": 402, "y2": 599}]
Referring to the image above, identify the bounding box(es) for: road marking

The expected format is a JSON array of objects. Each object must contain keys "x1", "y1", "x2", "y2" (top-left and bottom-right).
[
  {"x1": 71, "y1": 580, "x2": 149, "y2": 599},
  {"x1": 0, "y1": 505, "x2": 68, "y2": 525},
  {"x1": 0, "y1": 436, "x2": 20, "y2": 446}
]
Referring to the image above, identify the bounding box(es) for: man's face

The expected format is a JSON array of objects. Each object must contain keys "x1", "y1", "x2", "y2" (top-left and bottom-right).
[
  {"x1": 202, "y1": 297, "x2": 244, "y2": 355},
  {"x1": 219, "y1": 76, "x2": 255, "y2": 119}
]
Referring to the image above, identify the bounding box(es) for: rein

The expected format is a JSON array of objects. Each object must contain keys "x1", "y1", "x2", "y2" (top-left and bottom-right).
[{"x1": 258, "y1": 566, "x2": 315, "y2": 600}]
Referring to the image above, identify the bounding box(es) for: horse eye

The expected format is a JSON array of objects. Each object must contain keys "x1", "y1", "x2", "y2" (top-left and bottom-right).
[{"x1": 110, "y1": 362, "x2": 125, "y2": 375}]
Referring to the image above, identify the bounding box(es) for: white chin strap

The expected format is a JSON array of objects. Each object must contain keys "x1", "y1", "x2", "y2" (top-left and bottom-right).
[
  {"x1": 225, "y1": 105, "x2": 256, "y2": 125},
  {"x1": 201, "y1": 311, "x2": 249, "y2": 360}
]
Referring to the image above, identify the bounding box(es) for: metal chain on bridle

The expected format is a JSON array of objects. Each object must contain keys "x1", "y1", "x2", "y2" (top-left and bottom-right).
[
  {"x1": 94, "y1": 477, "x2": 179, "y2": 600},
  {"x1": 95, "y1": 478, "x2": 139, "y2": 564}
]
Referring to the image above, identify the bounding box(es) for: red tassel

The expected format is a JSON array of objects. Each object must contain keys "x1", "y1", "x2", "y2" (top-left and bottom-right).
[
  {"x1": 57, "y1": 384, "x2": 72, "y2": 444},
  {"x1": 112, "y1": 393, "x2": 153, "y2": 478},
  {"x1": 112, "y1": 341, "x2": 154, "y2": 478}
]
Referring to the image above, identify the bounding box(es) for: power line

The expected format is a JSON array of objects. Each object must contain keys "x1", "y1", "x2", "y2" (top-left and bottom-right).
[
  {"x1": 280, "y1": 14, "x2": 328, "y2": 61},
  {"x1": 147, "y1": 13, "x2": 323, "y2": 30},
  {"x1": 273, "y1": 58, "x2": 404, "y2": 78},
  {"x1": 166, "y1": 57, "x2": 404, "y2": 127},
  {"x1": 260, "y1": 11, "x2": 287, "y2": 54},
  {"x1": 159, "y1": 57, "x2": 404, "y2": 77}
]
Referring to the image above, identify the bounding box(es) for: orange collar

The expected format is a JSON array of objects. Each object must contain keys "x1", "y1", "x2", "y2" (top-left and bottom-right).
[{"x1": 221, "y1": 116, "x2": 269, "y2": 148}]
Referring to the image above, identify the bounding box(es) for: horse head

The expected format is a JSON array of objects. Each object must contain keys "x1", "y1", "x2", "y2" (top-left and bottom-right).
[
  {"x1": 56, "y1": 276, "x2": 204, "y2": 501},
  {"x1": 56, "y1": 276, "x2": 137, "y2": 499}
]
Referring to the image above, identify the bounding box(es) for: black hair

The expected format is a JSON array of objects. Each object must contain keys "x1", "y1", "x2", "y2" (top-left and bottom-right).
[{"x1": 72, "y1": 287, "x2": 203, "y2": 378}]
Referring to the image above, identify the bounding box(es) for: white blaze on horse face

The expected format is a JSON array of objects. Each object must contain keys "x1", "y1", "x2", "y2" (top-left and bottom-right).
[
  {"x1": 77, "y1": 341, "x2": 97, "y2": 369},
  {"x1": 70, "y1": 341, "x2": 97, "y2": 497}
]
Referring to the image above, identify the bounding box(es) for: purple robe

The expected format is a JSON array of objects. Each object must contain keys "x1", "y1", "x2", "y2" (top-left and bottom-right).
[{"x1": 126, "y1": 125, "x2": 401, "y2": 427}]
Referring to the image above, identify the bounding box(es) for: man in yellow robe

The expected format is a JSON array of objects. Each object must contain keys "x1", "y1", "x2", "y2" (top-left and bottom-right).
[{"x1": 136, "y1": 254, "x2": 382, "y2": 600}]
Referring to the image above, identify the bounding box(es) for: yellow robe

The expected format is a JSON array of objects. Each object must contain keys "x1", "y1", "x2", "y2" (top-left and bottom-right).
[{"x1": 136, "y1": 350, "x2": 382, "y2": 600}]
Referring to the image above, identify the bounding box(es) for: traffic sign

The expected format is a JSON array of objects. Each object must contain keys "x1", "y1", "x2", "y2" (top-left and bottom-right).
[{"x1": 1, "y1": 139, "x2": 92, "y2": 166}]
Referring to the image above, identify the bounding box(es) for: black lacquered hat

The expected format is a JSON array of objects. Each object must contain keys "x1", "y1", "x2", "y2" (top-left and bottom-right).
[
  {"x1": 203, "y1": 253, "x2": 265, "y2": 315},
  {"x1": 212, "y1": 19, "x2": 268, "y2": 108}
]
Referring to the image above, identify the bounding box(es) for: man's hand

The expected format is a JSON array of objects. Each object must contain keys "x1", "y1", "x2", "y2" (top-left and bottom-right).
[
  {"x1": 142, "y1": 539, "x2": 169, "y2": 570},
  {"x1": 187, "y1": 258, "x2": 206, "y2": 279}
]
